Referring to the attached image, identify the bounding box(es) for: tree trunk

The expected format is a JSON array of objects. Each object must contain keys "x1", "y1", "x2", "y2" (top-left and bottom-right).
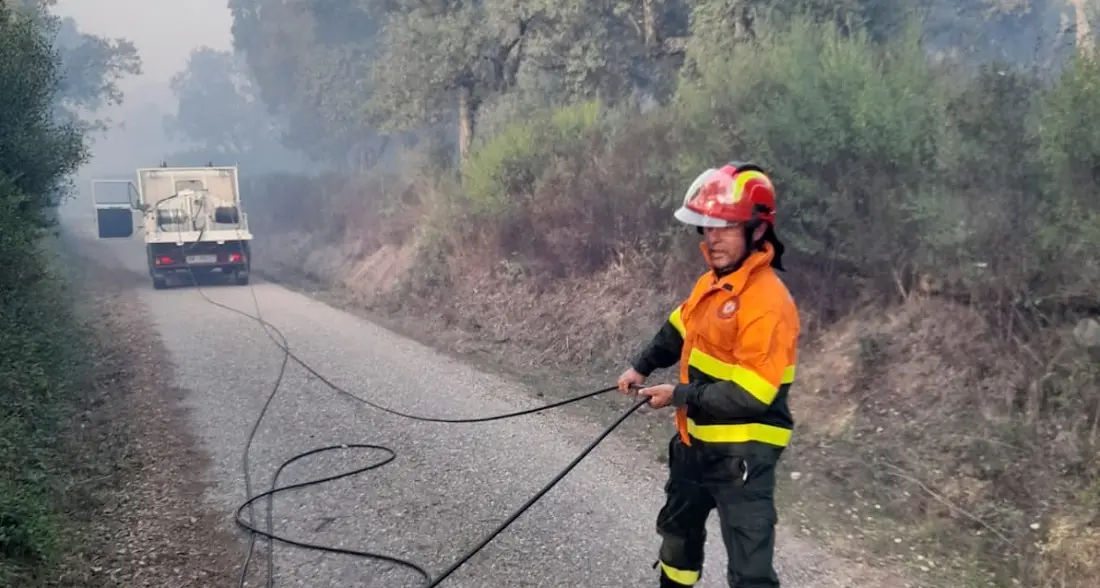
[
  {"x1": 1072, "y1": 0, "x2": 1094, "y2": 57},
  {"x1": 643, "y1": 0, "x2": 661, "y2": 49},
  {"x1": 458, "y1": 84, "x2": 476, "y2": 164},
  {"x1": 733, "y1": 1, "x2": 757, "y2": 42}
]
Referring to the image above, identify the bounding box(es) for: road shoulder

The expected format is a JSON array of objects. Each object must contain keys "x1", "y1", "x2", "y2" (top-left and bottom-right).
[{"x1": 52, "y1": 235, "x2": 245, "y2": 587}]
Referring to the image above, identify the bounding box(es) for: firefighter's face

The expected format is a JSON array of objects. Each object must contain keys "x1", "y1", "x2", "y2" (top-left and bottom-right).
[
  {"x1": 702, "y1": 223, "x2": 765, "y2": 269},
  {"x1": 702, "y1": 225, "x2": 744, "y2": 269}
]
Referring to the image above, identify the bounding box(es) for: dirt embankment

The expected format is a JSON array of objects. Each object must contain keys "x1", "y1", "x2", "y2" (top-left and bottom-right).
[{"x1": 47, "y1": 238, "x2": 244, "y2": 588}]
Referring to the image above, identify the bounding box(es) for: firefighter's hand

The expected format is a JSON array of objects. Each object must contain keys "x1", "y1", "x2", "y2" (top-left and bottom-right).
[
  {"x1": 617, "y1": 367, "x2": 646, "y2": 394},
  {"x1": 638, "y1": 384, "x2": 675, "y2": 408}
]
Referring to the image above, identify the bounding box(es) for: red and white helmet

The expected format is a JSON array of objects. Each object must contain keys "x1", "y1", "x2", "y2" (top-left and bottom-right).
[{"x1": 674, "y1": 162, "x2": 777, "y2": 228}]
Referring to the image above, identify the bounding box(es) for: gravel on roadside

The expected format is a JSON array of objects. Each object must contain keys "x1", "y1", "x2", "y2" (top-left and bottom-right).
[{"x1": 50, "y1": 242, "x2": 250, "y2": 588}]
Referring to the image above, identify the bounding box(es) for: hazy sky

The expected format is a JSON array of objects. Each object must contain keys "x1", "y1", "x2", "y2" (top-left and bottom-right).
[
  {"x1": 53, "y1": 0, "x2": 233, "y2": 91},
  {"x1": 52, "y1": 1, "x2": 235, "y2": 177}
]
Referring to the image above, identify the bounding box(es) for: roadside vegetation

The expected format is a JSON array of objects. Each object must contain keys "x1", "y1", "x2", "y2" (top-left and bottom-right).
[
  {"x1": 157, "y1": 1, "x2": 1100, "y2": 586},
  {"x1": 0, "y1": 2, "x2": 140, "y2": 584}
]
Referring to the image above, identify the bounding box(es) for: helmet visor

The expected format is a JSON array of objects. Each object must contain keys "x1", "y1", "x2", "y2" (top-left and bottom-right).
[{"x1": 674, "y1": 206, "x2": 736, "y2": 227}]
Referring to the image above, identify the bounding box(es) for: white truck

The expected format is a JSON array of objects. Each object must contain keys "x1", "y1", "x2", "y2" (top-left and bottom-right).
[{"x1": 91, "y1": 164, "x2": 254, "y2": 289}]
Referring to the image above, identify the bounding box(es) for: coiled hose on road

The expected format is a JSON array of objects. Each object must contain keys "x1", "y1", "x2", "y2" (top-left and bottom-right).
[{"x1": 173, "y1": 249, "x2": 649, "y2": 587}]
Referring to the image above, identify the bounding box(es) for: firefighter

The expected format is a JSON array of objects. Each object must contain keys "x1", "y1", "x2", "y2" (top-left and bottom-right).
[{"x1": 618, "y1": 162, "x2": 799, "y2": 587}]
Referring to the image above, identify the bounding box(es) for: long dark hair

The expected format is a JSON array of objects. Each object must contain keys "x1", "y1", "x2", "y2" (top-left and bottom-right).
[
  {"x1": 746, "y1": 203, "x2": 785, "y2": 271},
  {"x1": 759, "y1": 225, "x2": 785, "y2": 271}
]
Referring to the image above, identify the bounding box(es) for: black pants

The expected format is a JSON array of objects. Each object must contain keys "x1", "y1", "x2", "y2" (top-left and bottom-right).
[{"x1": 655, "y1": 435, "x2": 781, "y2": 587}]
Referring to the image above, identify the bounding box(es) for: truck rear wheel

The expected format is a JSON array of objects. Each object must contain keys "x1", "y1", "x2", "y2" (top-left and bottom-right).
[
  {"x1": 234, "y1": 271, "x2": 250, "y2": 286},
  {"x1": 152, "y1": 275, "x2": 168, "y2": 290}
]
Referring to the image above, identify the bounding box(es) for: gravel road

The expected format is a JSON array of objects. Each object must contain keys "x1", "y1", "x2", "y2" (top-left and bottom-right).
[{"x1": 59, "y1": 205, "x2": 903, "y2": 588}]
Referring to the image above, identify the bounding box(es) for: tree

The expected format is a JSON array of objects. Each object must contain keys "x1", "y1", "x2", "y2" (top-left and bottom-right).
[
  {"x1": 163, "y1": 47, "x2": 311, "y2": 172},
  {"x1": 0, "y1": 1, "x2": 87, "y2": 230},
  {"x1": 683, "y1": 0, "x2": 911, "y2": 74},
  {"x1": 513, "y1": 0, "x2": 691, "y2": 104},
  {"x1": 9, "y1": 0, "x2": 142, "y2": 133},
  {"x1": 368, "y1": 0, "x2": 691, "y2": 161},
  {"x1": 228, "y1": 0, "x2": 389, "y2": 167},
  {"x1": 1068, "y1": 0, "x2": 1093, "y2": 55},
  {"x1": 52, "y1": 16, "x2": 141, "y2": 129},
  {"x1": 921, "y1": 0, "x2": 1067, "y2": 65},
  {"x1": 680, "y1": 0, "x2": 1067, "y2": 75},
  {"x1": 368, "y1": 0, "x2": 535, "y2": 160},
  {"x1": 164, "y1": 47, "x2": 275, "y2": 156}
]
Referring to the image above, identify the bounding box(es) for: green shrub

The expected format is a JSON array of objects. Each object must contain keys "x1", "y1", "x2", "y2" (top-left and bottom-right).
[
  {"x1": 0, "y1": 4, "x2": 91, "y2": 583},
  {"x1": 677, "y1": 17, "x2": 948, "y2": 275},
  {"x1": 460, "y1": 100, "x2": 602, "y2": 219},
  {"x1": 0, "y1": 6, "x2": 85, "y2": 222},
  {"x1": 1035, "y1": 54, "x2": 1100, "y2": 305},
  {"x1": 0, "y1": 201, "x2": 81, "y2": 583}
]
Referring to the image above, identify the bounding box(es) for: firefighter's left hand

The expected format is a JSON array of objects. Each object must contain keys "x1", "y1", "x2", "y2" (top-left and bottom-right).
[{"x1": 638, "y1": 384, "x2": 675, "y2": 408}]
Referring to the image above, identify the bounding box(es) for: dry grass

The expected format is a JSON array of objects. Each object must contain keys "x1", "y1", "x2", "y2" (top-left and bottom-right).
[{"x1": 785, "y1": 300, "x2": 1099, "y2": 586}]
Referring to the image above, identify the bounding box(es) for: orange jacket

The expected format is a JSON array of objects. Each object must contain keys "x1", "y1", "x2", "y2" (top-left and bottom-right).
[{"x1": 632, "y1": 241, "x2": 799, "y2": 448}]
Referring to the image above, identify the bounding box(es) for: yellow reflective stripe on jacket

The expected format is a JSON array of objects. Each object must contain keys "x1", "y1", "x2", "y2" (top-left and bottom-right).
[
  {"x1": 686, "y1": 419, "x2": 792, "y2": 447},
  {"x1": 659, "y1": 561, "x2": 700, "y2": 585},
  {"x1": 782, "y1": 365, "x2": 795, "y2": 383},
  {"x1": 668, "y1": 306, "x2": 686, "y2": 337},
  {"x1": 687, "y1": 348, "x2": 794, "y2": 405}
]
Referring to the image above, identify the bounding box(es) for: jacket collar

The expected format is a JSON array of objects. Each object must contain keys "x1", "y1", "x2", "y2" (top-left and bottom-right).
[{"x1": 699, "y1": 241, "x2": 775, "y2": 296}]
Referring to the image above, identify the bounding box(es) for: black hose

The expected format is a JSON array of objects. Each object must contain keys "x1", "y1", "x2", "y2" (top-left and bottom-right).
[{"x1": 174, "y1": 254, "x2": 647, "y2": 586}]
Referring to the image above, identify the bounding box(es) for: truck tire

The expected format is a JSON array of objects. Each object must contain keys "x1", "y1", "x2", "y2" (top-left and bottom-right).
[
  {"x1": 234, "y1": 271, "x2": 250, "y2": 286},
  {"x1": 152, "y1": 276, "x2": 168, "y2": 290}
]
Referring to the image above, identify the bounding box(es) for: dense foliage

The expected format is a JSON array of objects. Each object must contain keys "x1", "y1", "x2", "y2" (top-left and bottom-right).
[{"x1": 0, "y1": 1, "x2": 141, "y2": 582}]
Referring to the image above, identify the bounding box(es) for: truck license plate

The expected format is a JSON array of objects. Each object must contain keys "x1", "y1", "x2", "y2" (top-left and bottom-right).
[{"x1": 186, "y1": 254, "x2": 217, "y2": 264}]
